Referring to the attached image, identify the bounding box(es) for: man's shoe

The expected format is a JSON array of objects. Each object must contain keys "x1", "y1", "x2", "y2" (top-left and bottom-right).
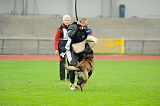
[
  {"x1": 69, "y1": 83, "x2": 75, "y2": 90},
  {"x1": 60, "y1": 79, "x2": 65, "y2": 82}
]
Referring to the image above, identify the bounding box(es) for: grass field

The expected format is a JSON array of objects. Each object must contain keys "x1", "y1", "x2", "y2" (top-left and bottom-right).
[{"x1": 0, "y1": 60, "x2": 160, "y2": 106}]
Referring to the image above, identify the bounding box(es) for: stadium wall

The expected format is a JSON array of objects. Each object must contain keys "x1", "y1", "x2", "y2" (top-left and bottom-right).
[{"x1": 0, "y1": 15, "x2": 160, "y2": 54}]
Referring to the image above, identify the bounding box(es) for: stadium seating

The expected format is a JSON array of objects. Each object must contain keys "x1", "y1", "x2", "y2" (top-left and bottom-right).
[{"x1": 0, "y1": 15, "x2": 160, "y2": 54}]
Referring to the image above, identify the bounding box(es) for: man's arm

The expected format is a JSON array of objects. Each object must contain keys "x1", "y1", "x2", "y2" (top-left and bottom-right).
[
  {"x1": 54, "y1": 28, "x2": 60, "y2": 55},
  {"x1": 68, "y1": 24, "x2": 78, "y2": 39}
]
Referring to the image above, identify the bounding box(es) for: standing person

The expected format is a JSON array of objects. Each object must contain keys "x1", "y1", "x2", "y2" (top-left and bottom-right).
[
  {"x1": 54, "y1": 15, "x2": 71, "y2": 81},
  {"x1": 65, "y1": 18, "x2": 92, "y2": 90}
]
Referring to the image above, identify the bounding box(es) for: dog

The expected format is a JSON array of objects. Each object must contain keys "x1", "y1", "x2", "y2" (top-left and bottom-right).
[{"x1": 64, "y1": 43, "x2": 94, "y2": 91}]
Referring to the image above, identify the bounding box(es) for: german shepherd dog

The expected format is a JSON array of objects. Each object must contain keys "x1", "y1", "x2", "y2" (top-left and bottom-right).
[{"x1": 64, "y1": 43, "x2": 94, "y2": 91}]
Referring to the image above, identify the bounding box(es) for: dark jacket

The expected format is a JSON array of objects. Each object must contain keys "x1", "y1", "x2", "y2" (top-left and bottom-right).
[{"x1": 68, "y1": 21, "x2": 87, "y2": 44}]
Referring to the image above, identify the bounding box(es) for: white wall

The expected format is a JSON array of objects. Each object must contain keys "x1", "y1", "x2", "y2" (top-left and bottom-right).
[
  {"x1": 37, "y1": 0, "x2": 72, "y2": 16},
  {"x1": 117, "y1": 0, "x2": 160, "y2": 18},
  {"x1": 76, "y1": 0, "x2": 101, "y2": 17},
  {"x1": 0, "y1": 0, "x2": 160, "y2": 18},
  {"x1": 37, "y1": 0, "x2": 102, "y2": 17},
  {"x1": 0, "y1": 0, "x2": 16, "y2": 14},
  {"x1": 0, "y1": 0, "x2": 74, "y2": 16}
]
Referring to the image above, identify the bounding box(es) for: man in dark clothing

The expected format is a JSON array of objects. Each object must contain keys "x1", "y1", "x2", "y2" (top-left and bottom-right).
[
  {"x1": 54, "y1": 15, "x2": 71, "y2": 81},
  {"x1": 65, "y1": 18, "x2": 92, "y2": 90}
]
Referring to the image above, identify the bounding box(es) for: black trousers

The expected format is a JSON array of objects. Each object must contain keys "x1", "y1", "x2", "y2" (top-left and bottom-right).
[
  {"x1": 68, "y1": 51, "x2": 84, "y2": 83},
  {"x1": 59, "y1": 55, "x2": 69, "y2": 80}
]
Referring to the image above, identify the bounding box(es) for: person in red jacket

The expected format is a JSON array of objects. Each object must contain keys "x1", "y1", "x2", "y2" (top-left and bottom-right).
[{"x1": 54, "y1": 15, "x2": 71, "y2": 81}]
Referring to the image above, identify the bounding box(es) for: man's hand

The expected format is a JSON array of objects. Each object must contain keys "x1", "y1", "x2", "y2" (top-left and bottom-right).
[
  {"x1": 77, "y1": 21, "x2": 81, "y2": 25},
  {"x1": 54, "y1": 50, "x2": 59, "y2": 55}
]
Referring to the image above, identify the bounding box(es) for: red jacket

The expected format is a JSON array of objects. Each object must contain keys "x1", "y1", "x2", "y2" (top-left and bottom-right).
[
  {"x1": 54, "y1": 24, "x2": 68, "y2": 51},
  {"x1": 54, "y1": 28, "x2": 61, "y2": 50}
]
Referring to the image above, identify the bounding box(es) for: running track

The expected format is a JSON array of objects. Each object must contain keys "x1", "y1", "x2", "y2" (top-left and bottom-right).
[{"x1": 0, "y1": 55, "x2": 160, "y2": 60}]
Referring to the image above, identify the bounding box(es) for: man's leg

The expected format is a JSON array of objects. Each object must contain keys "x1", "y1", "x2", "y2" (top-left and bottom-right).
[
  {"x1": 66, "y1": 50, "x2": 79, "y2": 90},
  {"x1": 66, "y1": 58, "x2": 70, "y2": 80},
  {"x1": 69, "y1": 52, "x2": 78, "y2": 83},
  {"x1": 66, "y1": 71, "x2": 69, "y2": 80},
  {"x1": 60, "y1": 55, "x2": 66, "y2": 81}
]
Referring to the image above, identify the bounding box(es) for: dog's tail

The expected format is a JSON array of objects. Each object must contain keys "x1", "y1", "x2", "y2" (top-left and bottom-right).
[{"x1": 64, "y1": 65, "x2": 80, "y2": 71}]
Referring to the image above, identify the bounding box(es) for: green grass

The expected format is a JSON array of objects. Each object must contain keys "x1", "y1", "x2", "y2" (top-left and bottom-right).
[{"x1": 0, "y1": 60, "x2": 160, "y2": 106}]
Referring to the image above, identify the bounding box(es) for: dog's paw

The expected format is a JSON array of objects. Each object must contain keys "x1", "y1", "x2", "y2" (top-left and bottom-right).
[{"x1": 76, "y1": 85, "x2": 83, "y2": 91}]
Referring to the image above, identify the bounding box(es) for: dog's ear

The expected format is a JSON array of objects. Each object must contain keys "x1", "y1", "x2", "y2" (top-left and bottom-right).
[
  {"x1": 85, "y1": 43, "x2": 90, "y2": 48},
  {"x1": 84, "y1": 43, "x2": 93, "y2": 54}
]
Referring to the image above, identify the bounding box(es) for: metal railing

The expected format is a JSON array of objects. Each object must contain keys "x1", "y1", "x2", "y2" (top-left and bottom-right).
[
  {"x1": 125, "y1": 38, "x2": 160, "y2": 54},
  {"x1": 0, "y1": 37, "x2": 54, "y2": 55},
  {"x1": 0, "y1": 37, "x2": 160, "y2": 54}
]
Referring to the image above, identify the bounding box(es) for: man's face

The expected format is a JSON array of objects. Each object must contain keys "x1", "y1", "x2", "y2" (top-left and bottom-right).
[
  {"x1": 83, "y1": 20, "x2": 88, "y2": 27},
  {"x1": 63, "y1": 17, "x2": 71, "y2": 26},
  {"x1": 80, "y1": 20, "x2": 88, "y2": 30}
]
